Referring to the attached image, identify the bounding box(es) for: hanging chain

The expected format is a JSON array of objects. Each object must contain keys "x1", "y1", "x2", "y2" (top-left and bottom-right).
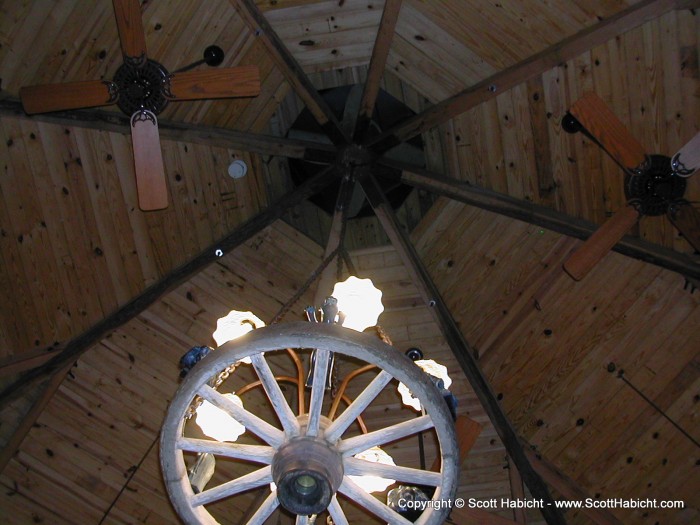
[{"x1": 185, "y1": 361, "x2": 241, "y2": 420}]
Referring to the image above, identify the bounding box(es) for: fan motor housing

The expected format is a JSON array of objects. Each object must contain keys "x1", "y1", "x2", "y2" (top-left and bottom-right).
[
  {"x1": 113, "y1": 59, "x2": 170, "y2": 116},
  {"x1": 625, "y1": 154, "x2": 686, "y2": 216}
]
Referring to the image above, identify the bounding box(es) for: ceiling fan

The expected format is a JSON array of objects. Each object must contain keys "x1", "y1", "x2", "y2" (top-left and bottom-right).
[
  {"x1": 560, "y1": 92, "x2": 700, "y2": 280},
  {"x1": 19, "y1": 0, "x2": 260, "y2": 211}
]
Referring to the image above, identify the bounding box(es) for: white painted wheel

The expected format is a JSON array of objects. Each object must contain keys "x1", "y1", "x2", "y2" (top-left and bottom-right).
[{"x1": 161, "y1": 322, "x2": 459, "y2": 525}]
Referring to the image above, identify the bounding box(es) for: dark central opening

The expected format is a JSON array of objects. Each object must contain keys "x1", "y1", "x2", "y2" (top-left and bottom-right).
[{"x1": 287, "y1": 84, "x2": 425, "y2": 218}]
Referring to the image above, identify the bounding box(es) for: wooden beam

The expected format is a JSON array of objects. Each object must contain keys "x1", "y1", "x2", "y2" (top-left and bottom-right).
[
  {"x1": 353, "y1": 0, "x2": 403, "y2": 142},
  {"x1": 382, "y1": 159, "x2": 700, "y2": 280},
  {"x1": 0, "y1": 99, "x2": 337, "y2": 163},
  {"x1": 523, "y1": 447, "x2": 624, "y2": 525},
  {"x1": 507, "y1": 456, "x2": 528, "y2": 523},
  {"x1": 359, "y1": 172, "x2": 567, "y2": 525},
  {"x1": 228, "y1": 0, "x2": 350, "y2": 146},
  {"x1": 0, "y1": 166, "x2": 340, "y2": 409},
  {"x1": 0, "y1": 364, "x2": 71, "y2": 473},
  {"x1": 367, "y1": 0, "x2": 691, "y2": 152},
  {"x1": 0, "y1": 348, "x2": 61, "y2": 378}
]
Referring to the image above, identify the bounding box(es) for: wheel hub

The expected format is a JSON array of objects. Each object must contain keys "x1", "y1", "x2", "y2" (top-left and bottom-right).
[
  {"x1": 272, "y1": 417, "x2": 343, "y2": 515},
  {"x1": 113, "y1": 59, "x2": 170, "y2": 116},
  {"x1": 625, "y1": 154, "x2": 686, "y2": 216}
]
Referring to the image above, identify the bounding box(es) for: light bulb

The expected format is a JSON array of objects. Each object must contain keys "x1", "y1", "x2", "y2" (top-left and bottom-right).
[
  {"x1": 331, "y1": 276, "x2": 384, "y2": 332},
  {"x1": 348, "y1": 446, "x2": 396, "y2": 493},
  {"x1": 195, "y1": 393, "x2": 246, "y2": 442}
]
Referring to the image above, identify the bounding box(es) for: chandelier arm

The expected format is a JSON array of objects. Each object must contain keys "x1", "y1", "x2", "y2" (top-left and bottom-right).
[
  {"x1": 235, "y1": 376, "x2": 299, "y2": 396},
  {"x1": 250, "y1": 353, "x2": 300, "y2": 436},
  {"x1": 285, "y1": 348, "x2": 306, "y2": 416},
  {"x1": 337, "y1": 477, "x2": 413, "y2": 525},
  {"x1": 328, "y1": 364, "x2": 377, "y2": 420},
  {"x1": 175, "y1": 437, "x2": 274, "y2": 464},
  {"x1": 246, "y1": 491, "x2": 280, "y2": 525},
  {"x1": 198, "y1": 385, "x2": 284, "y2": 447},
  {"x1": 325, "y1": 370, "x2": 393, "y2": 442},
  {"x1": 343, "y1": 458, "x2": 441, "y2": 487},
  {"x1": 327, "y1": 495, "x2": 350, "y2": 525},
  {"x1": 192, "y1": 465, "x2": 273, "y2": 507},
  {"x1": 306, "y1": 348, "x2": 330, "y2": 437},
  {"x1": 339, "y1": 414, "x2": 434, "y2": 456},
  {"x1": 339, "y1": 394, "x2": 368, "y2": 434}
]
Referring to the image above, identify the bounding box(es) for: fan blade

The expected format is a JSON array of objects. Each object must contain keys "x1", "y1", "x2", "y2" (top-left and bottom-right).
[
  {"x1": 569, "y1": 92, "x2": 647, "y2": 171},
  {"x1": 20, "y1": 80, "x2": 117, "y2": 114},
  {"x1": 668, "y1": 203, "x2": 700, "y2": 252},
  {"x1": 166, "y1": 66, "x2": 260, "y2": 100},
  {"x1": 671, "y1": 131, "x2": 700, "y2": 178},
  {"x1": 112, "y1": 0, "x2": 147, "y2": 61},
  {"x1": 563, "y1": 205, "x2": 640, "y2": 280},
  {"x1": 130, "y1": 110, "x2": 168, "y2": 211}
]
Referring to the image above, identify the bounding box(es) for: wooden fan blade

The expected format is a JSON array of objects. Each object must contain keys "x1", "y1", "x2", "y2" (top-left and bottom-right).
[
  {"x1": 668, "y1": 203, "x2": 700, "y2": 252},
  {"x1": 569, "y1": 92, "x2": 647, "y2": 171},
  {"x1": 167, "y1": 66, "x2": 260, "y2": 100},
  {"x1": 563, "y1": 205, "x2": 640, "y2": 281},
  {"x1": 20, "y1": 80, "x2": 117, "y2": 114},
  {"x1": 671, "y1": 131, "x2": 700, "y2": 178},
  {"x1": 130, "y1": 110, "x2": 168, "y2": 211},
  {"x1": 112, "y1": 0, "x2": 147, "y2": 61},
  {"x1": 430, "y1": 415, "x2": 481, "y2": 471}
]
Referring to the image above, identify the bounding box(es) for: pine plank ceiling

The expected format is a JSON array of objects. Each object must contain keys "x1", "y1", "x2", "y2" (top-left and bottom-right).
[{"x1": 0, "y1": 0, "x2": 699, "y2": 524}]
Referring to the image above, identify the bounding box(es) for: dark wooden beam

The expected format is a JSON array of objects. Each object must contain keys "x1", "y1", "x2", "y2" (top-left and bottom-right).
[
  {"x1": 366, "y1": 0, "x2": 693, "y2": 153},
  {"x1": 228, "y1": 0, "x2": 350, "y2": 146},
  {"x1": 0, "y1": 99, "x2": 337, "y2": 164},
  {"x1": 0, "y1": 166, "x2": 339, "y2": 409},
  {"x1": 353, "y1": 0, "x2": 403, "y2": 142},
  {"x1": 524, "y1": 446, "x2": 624, "y2": 525},
  {"x1": 359, "y1": 172, "x2": 568, "y2": 525},
  {"x1": 382, "y1": 159, "x2": 700, "y2": 280}
]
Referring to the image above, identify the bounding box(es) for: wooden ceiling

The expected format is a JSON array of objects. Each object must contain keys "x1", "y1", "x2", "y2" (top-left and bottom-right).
[{"x1": 0, "y1": 0, "x2": 699, "y2": 524}]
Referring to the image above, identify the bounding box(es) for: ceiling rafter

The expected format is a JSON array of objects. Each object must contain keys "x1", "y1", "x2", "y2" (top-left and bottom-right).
[
  {"x1": 0, "y1": 99, "x2": 337, "y2": 163},
  {"x1": 380, "y1": 159, "x2": 700, "y2": 280},
  {"x1": 352, "y1": 0, "x2": 403, "y2": 141},
  {"x1": 366, "y1": 0, "x2": 696, "y2": 153},
  {"x1": 228, "y1": 0, "x2": 351, "y2": 146},
  {"x1": 358, "y1": 171, "x2": 568, "y2": 524}
]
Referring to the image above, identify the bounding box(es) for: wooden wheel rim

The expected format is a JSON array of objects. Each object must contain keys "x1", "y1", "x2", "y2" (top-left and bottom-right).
[{"x1": 160, "y1": 322, "x2": 459, "y2": 525}]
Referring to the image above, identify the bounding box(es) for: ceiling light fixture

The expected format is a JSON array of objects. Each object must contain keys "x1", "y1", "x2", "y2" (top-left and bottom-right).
[{"x1": 160, "y1": 273, "x2": 459, "y2": 524}]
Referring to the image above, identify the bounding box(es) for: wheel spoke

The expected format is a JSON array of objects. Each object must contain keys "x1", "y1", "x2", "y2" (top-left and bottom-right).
[
  {"x1": 306, "y1": 349, "x2": 330, "y2": 436},
  {"x1": 295, "y1": 515, "x2": 310, "y2": 525},
  {"x1": 251, "y1": 353, "x2": 300, "y2": 436},
  {"x1": 192, "y1": 465, "x2": 272, "y2": 507},
  {"x1": 338, "y1": 477, "x2": 413, "y2": 525},
  {"x1": 198, "y1": 385, "x2": 284, "y2": 447},
  {"x1": 246, "y1": 490, "x2": 279, "y2": 525},
  {"x1": 339, "y1": 414, "x2": 434, "y2": 456},
  {"x1": 325, "y1": 370, "x2": 393, "y2": 442},
  {"x1": 327, "y1": 495, "x2": 349, "y2": 525},
  {"x1": 176, "y1": 437, "x2": 274, "y2": 464},
  {"x1": 344, "y1": 457, "x2": 441, "y2": 486}
]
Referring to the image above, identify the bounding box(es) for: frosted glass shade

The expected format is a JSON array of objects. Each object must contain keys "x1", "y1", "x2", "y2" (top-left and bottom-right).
[
  {"x1": 348, "y1": 446, "x2": 396, "y2": 493},
  {"x1": 195, "y1": 393, "x2": 246, "y2": 442},
  {"x1": 332, "y1": 276, "x2": 384, "y2": 332},
  {"x1": 398, "y1": 359, "x2": 452, "y2": 411}
]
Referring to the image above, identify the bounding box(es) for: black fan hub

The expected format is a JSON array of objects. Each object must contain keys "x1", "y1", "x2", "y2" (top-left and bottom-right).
[
  {"x1": 114, "y1": 59, "x2": 170, "y2": 116},
  {"x1": 625, "y1": 154, "x2": 686, "y2": 216}
]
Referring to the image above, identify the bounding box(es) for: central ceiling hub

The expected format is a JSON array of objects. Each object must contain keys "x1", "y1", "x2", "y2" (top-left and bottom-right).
[
  {"x1": 337, "y1": 143, "x2": 374, "y2": 170},
  {"x1": 287, "y1": 84, "x2": 425, "y2": 218}
]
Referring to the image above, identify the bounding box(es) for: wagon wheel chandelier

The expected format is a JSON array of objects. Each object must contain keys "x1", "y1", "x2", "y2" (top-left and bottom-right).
[{"x1": 161, "y1": 164, "x2": 460, "y2": 524}]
